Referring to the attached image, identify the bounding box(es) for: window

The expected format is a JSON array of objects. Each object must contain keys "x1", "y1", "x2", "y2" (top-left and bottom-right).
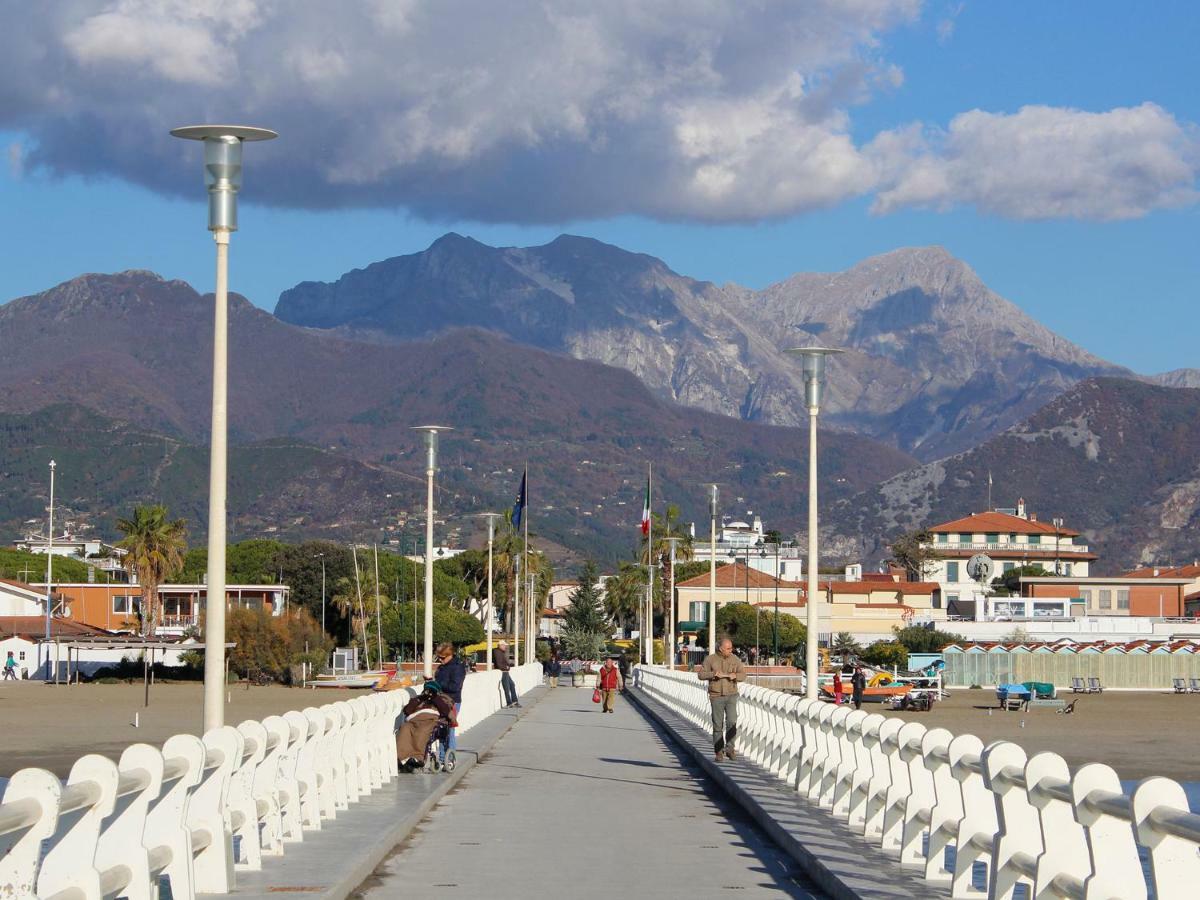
[
  {"x1": 1003, "y1": 562, "x2": 1015, "y2": 573},
  {"x1": 985, "y1": 533, "x2": 999, "y2": 544},
  {"x1": 1061, "y1": 563, "x2": 1072, "y2": 577},
  {"x1": 1098, "y1": 590, "x2": 1112, "y2": 610},
  {"x1": 932, "y1": 593, "x2": 942, "y2": 609},
  {"x1": 946, "y1": 561, "x2": 960, "y2": 581},
  {"x1": 112, "y1": 595, "x2": 138, "y2": 615},
  {"x1": 1116, "y1": 590, "x2": 1130, "y2": 610},
  {"x1": 1079, "y1": 588, "x2": 1094, "y2": 607},
  {"x1": 1027, "y1": 534, "x2": 1041, "y2": 545},
  {"x1": 936, "y1": 533, "x2": 949, "y2": 543},
  {"x1": 689, "y1": 602, "x2": 709, "y2": 623}
]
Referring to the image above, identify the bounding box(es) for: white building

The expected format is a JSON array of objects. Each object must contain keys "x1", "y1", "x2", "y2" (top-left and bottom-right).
[
  {"x1": 918, "y1": 500, "x2": 1095, "y2": 619},
  {"x1": 14, "y1": 529, "x2": 129, "y2": 581},
  {"x1": 689, "y1": 514, "x2": 803, "y2": 580}
]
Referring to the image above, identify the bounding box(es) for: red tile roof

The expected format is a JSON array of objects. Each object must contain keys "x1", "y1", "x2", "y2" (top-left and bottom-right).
[
  {"x1": 675, "y1": 562, "x2": 801, "y2": 590},
  {"x1": 0, "y1": 616, "x2": 113, "y2": 640},
  {"x1": 928, "y1": 510, "x2": 1079, "y2": 537},
  {"x1": 1122, "y1": 564, "x2": 1200, "y2": 579}
]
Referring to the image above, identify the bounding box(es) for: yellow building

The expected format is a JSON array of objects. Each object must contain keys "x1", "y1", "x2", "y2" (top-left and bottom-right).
[{"x1": 673, "y1": 562, "x2": 945, "y2": 642}]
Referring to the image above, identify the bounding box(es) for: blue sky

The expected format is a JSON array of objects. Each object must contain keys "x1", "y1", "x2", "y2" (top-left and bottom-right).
[{"x1": 1, "y1": 2, "x2": 1196, "y2": 374}]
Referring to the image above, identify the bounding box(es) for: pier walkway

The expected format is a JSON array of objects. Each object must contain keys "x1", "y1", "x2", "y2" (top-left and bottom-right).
[{"x1": 360, "y1": 684, "x2": 826, "y2": 898}]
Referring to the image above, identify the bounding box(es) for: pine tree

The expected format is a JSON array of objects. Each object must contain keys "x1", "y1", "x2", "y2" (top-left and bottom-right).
[{"x1": 563, "y1": 560, "x2": 608, "y2": 636}]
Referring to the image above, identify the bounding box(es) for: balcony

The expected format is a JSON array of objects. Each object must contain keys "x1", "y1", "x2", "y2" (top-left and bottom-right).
[{"x1": 926, "y1": 540, "x2": 1090, "y2": 554}]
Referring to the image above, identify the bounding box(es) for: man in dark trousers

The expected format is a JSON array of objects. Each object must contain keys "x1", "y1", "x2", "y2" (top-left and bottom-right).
[
  {"x1": 434, "y1": 642, "x2": 467, "y2": 765},
  {"x1": 851, "y1": 665, "x2": 867, "y2": 710},
  {"x1": 493, "y1": 640, "x2": 520, "y2": 708},
  {"x1": 696, "y1": 638, "x2": 746, "y2": 761}
]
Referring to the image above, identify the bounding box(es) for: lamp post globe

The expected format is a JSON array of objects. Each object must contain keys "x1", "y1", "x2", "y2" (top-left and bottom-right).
[
  {"x1": 411, "y1": 426, "x2": 452, "y2": 677},
  {"x1": 784, "y1": 346, "x2": 844, "y2": 700},
  {"x1": 171, "y1": 124, "x2": 275, "y2": 732}
]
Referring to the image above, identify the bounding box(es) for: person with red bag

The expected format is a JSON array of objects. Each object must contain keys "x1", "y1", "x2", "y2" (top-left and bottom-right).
[{"x1": 597, "y1": 656, "x2": 624, "y2": 713}]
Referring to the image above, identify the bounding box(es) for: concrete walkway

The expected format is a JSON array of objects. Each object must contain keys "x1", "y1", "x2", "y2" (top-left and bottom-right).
[{"x1": 358, "y1": 685, "x2": 825, "y2": 898}]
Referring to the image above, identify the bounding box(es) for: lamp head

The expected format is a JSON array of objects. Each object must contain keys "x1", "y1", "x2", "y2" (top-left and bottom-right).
[
  {"x1": 410, "y1": 425, "x2": 453, "y2": 471},
  {"x1": 170, "y1": 125, "x2": 276, "y2": 232},
  {"x1": 785, "y1": 346, "x2": 844, "y2": 411}
]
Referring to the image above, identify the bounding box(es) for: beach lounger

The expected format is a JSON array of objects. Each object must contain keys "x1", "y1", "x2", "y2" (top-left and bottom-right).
[
  {"x1": 1071, "y1": 676, "x2": 1087, "y2": 694},
  {"x1": 1190, "y1": 677, "x2": 1200, "y2": 693},
  {"x1": 1173, "y1": 677, "x2": 1187, "y2": 693},
  {"x1": 1087, "y1": 677, "x2": 1103, "y2": 694}
]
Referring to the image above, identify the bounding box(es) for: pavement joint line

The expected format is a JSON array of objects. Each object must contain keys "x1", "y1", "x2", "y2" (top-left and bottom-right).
[
  {"x1": 626, "y1": 685, "x2": 951, "y2": 900},
  {"x1": 199, "y1": 685, "x2": 550, "y2": 900}
]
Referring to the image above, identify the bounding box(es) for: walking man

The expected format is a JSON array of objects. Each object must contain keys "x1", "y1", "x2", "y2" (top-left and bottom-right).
[
  {"x1": 697, "y1": 638, "x2": 745, "y2": 761},
  {"x1": 851, "y1": 665, "x2": 867, "y2": 710},
  {"x1": 493, "y1": 640, "x2": 520, "y2": 708},
  {"x1": 434, "y1": 642, "x2": 466, "y2": 765},
  {"x1": 2, "y1": 651, "x2": 16, "y2": 681},
  {"x1": 597, "y1": 656, "x2": 623, "y2": 713}
]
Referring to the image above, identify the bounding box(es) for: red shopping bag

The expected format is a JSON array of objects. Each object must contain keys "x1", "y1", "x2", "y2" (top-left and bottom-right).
[{"x1": 592, "y1": 687, "x2": 602, "y2": 703}]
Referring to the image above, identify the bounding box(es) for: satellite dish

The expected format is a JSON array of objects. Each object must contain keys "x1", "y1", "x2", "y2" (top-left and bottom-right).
[{"x1": 966, "y1": 554, "x2": 995, "y2": 583}]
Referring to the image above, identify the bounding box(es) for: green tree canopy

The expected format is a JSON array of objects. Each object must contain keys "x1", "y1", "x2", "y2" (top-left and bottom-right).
[
  {"x1": 563, "y1": 561, "x2": 609, "y2": 636},
  {"x1": 381, "y1": 599, "x2": 484, "y2": 655},
  {"x1": 887, "y1": 529, "x2": 939, "y2": 582},
  {"x1": 700, "y1": 603, "x2": 805, "y2": 653},
  {"x1": 860, "y1": 640, "x2": 908, "y2": 669},
  {"x1": 892, "y1": 624, "x2": 963, "y2": 654},
  {"x1": 991, "y1": 564, "x2": 1053, "y2": 596}
]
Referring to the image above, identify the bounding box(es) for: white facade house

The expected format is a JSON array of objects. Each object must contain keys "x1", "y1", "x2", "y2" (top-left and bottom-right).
[
  {"x1": 917, "y1": 500, "x2": 1095, "y2": 620},
  {"x1": 14, "y1": 529, "x2": 129, "y2": 581},
  {"x1": 690, "y1": 514, "x2": 804, "y2": 580},
  {"x1": 0, "y1": 579, "x2": 46, "y2": 616}
]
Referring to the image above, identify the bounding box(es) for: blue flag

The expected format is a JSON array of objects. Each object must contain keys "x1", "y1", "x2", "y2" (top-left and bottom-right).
[{"x1": 511, "y1": 470, "x2": 527, "y2": 530}]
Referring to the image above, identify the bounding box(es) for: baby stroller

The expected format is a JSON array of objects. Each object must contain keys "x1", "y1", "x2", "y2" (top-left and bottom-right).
[{"x1": 422, "y1": 715, "x2": 457, "y2": 773}]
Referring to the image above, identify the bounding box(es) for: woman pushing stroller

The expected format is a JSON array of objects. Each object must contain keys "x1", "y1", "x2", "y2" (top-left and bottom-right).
[{"x1": 395, "y1": 680, "x2": 458, "y2": 773}]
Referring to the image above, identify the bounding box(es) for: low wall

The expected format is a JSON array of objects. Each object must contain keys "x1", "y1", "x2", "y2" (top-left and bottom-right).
[
  {"x1": 0, "y1": 663, "x2": 542, "y2": 899},
  {"x1": 634, "y1": 665, "x2": 1200, "y2": 899}
]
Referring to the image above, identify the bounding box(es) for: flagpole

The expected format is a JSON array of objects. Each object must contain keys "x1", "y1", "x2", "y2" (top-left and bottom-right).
[
  {"x1": 646, "y1": 462, "x2": 653, "y2": 665},
  {"x1": 523, "y1": 463, "x2": 531, "y2": 665},
  {"x1": 373, "y1": 543, "x2": 383, "y2": 667}
]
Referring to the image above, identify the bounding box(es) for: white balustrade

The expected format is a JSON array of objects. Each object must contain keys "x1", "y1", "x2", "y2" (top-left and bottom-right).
[
  {"x1": 633, "y1": 665, "x2": 1200, "y2": 900},
  {"x1": 0, "y1": 662, "x2": 541, "y2": 900}
]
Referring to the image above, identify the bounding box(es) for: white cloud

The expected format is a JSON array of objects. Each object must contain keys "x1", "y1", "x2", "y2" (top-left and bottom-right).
[
  {"x1": 869, "y1": 103, "x2": 1200, "y2": 220},
  {"x1": 1, "y1": 2, "x2": 1196, "y2": 225}
]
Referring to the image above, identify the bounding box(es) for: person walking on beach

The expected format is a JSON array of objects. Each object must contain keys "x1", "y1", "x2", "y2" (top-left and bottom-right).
[
  {"x1": 3, "y1": 651, "x2": 16, "y2": 681},
  {"x1": 597, "y1": 656, "x2": 623, "y2": 713},
  {"x1": 434, "y1": 642, "x2": 466, "y2": 762},
  {"x1": 832, "y1": 671, "x2": 844, "y2": 705},
  {"x1": 697, "y1": 638, "x2": 745, "y2": 761},
  {"x1": 493, "y1": 640, "x2": 520, "y2": 708},
  {"x1": 851, "y1": 666, "x2": 866, "y2": 710}
]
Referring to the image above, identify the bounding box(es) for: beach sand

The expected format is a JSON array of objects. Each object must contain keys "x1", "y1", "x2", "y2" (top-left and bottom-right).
[
  {"x1": 884, "y1": 688, "x2": 1200, "y2": 782},
  {"x1": 0, "y1": 680, "x2": 357, "y2": 778}
]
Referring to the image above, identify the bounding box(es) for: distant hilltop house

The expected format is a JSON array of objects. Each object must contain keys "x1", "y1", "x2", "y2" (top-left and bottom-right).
[
  {"x1": 13, "y1": 527, "x2": 129, "y2": 582},
  {"x1": 689, "y1": 513, "x2": 803, "y2": 581},
  {"x1": 918, "y1": 499, "x2": 1095, "y2": 619}
]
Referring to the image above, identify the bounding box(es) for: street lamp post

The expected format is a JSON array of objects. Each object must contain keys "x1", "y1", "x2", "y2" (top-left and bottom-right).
[
  {"x1": 479, "y1": 513, "x2": 503, "y2": 671},
  {"x1": 785, "y1": 346, "x2": 843, "y2": 701},
  {"x1": 313, "y1": 553, "x2": 327, "y2": 635},
  {"x1": 707, "y1": 484, "x2": 718, "y2": 652},
  {"x1": 412, "y1": 427, "x2": 452, "y2": 678},
  {"x1": 1052, "y1": 517, "x2": 1063, "y2": 575},
  {"x1": 43, "y1": 460, "x2": 56, "y2": 677},
  {"x1": 665, "y1": 536, "x2": 681, "y2": 668},
  {"x1": 171, "y1": 124, "x2": 276, "y2": 731}
]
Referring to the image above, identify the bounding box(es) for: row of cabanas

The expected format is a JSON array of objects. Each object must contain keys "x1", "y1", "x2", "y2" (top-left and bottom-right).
[
  {"x1": 945, "y1": 638, "x2": 1200, "y2": 655},
  {"x1": 942, "y1": 638, "x2": 1200, "y2": 688}
]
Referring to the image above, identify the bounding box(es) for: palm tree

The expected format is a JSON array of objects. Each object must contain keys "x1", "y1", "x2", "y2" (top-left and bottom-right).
[
  {"x1": 116, "y1": 505, "x2": 188, "y2": 637},
  {"x1": 603, "y1": 562, "x2": 646, "y2": 635}
]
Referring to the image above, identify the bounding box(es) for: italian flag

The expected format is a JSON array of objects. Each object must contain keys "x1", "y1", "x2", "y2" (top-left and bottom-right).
[{"x1": 641, "y1": 477, "x2": 651, "y2": 537}]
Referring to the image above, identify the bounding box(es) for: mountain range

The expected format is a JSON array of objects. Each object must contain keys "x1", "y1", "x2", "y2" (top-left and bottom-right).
[
  {"x1": 277, "y1": 236, "x2": 1127, "y2": 460},
  {"x1": 1, "y1": 235, "x2": 1196, "y2": 572}
]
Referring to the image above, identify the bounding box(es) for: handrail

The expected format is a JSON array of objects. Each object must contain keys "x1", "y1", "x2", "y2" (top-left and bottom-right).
[
  {"x1": 0, "y1": 662, "x2": 543, "y2": 900},
  {"x1": 633, "y1": 664, "x2": 1198, "y2": 900}
]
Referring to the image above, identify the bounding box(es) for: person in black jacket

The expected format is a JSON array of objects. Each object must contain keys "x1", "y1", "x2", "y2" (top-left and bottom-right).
[
  {"x1": 851, "y1": 665, "x2": 867, "y2": 710},
  {"x1": 434, "y1": 642, "x2": 467, "y2": 762}
]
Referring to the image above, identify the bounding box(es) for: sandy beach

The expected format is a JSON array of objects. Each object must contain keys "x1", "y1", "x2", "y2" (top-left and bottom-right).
[
  {"x1": 885, "y1": 688, "x2": 1200, "y2": 782},
  {"x1": 0, "y1": 680, "x2": 354, "y2": 778}
]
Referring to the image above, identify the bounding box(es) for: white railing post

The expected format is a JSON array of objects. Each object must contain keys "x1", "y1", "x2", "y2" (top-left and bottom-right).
[
  {"x1": 982, "y1": 741, "x2": 1040, "y2": 900},
  {"x1": 861, "y1": 714, "x2": 893, "y2": 840},
  {"x1": 286, "y1": 709, "x2": 321, "y2": 831},
  {"x1": 151, "y1": 734, "x2": 206, "y2": 900},
  {"x1": 233, "y1": 720, "x2": 271, "y2": 863},
  {"x1": 262, "y1": 715, "x2": 301, "y2": 844},
  {"x1": 814, "y1": 704, "x2": 841, "y2": 806},
  {"x1": 921, "y1": 728, "x2": 960, "y2": 883},
  {"x1": 896, "y1": 721, "x2": 932, "y2": 868},
  {"x1": 947, "y1": 735, "x2": 995, "y2": 899},
  {"x1": 38, "y1": 753, "x2": 120, "y2": 899},
  {"x1": 831, "y1": 709, "x2": 865, "y2": 819},
  {"x1": 1025, "y1": 751, "x2": 1091, "y2": 897},
  {"x1": 844, "y1": 711, "x2": 877, "y2": 830},
  {"x1": 191, "y1": 726, "x2": 240, "y2": 894},
  {"x1": 0, "y1": 768, "x2": 62, "y2": 898},
  {"x1": 1132, "y1": 777, "x2": 1200, "y2": 898},
  {"x1": 96, "y1": 744, "x2": 163, "y2": 900},
  {"x1": 1070, "y1": 763, "x2": 1146, "y2": 900}
]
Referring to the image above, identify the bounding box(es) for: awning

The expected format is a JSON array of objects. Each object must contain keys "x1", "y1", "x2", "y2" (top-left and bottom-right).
[{"x1": 678, "y1": 620, "x2": 707, "y2": 632}]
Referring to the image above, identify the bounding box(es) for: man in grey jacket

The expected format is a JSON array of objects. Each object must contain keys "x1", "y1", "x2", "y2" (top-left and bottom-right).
[{"x1": 697, "y1": 638, "x2": 746, "y2": 761}]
